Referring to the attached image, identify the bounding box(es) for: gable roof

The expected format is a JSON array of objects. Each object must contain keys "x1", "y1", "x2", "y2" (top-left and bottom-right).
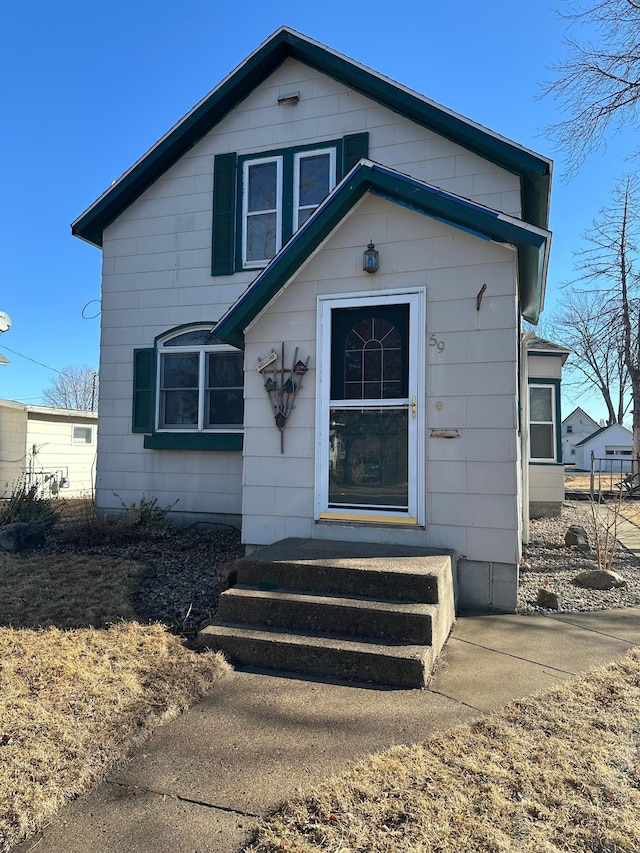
[
  {"x1": 213, "y1": 160, "x2": 551, "y2": 348},
  {"x1": 562, "y1": 406, "x2": 599, "y2": 427},
  {"x1": 574, "y1": 422, "x2": 633, "y2": 447},
  {"x1": 71, "y1": 26, "x2": 552, "y2": 248}
]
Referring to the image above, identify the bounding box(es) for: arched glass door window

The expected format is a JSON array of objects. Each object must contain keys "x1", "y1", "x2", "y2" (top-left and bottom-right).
[{"x1": 331, "y1": 305, "x2": 409, "y2": 401}]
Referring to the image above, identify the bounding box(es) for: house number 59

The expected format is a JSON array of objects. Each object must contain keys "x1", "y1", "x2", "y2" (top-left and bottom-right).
[{"x1": 429, "y1": 334, "x2": 445, "y2": 352}]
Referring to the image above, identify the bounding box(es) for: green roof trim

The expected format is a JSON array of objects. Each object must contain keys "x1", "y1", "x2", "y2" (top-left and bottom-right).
[
  {"x1": 213, "y1": 161, "x2": 550, "y2": 348},
  {"x1": 72, "y1": 27, "x2": 551, "y2": 247}
]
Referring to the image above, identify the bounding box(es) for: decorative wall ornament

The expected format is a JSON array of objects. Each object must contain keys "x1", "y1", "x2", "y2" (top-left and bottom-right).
[{"x1": 257, "y1": 343, "x2": 309, "y2": 452}]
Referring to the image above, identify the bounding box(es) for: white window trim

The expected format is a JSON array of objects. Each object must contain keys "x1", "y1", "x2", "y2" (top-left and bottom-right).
[
  {"x1": 315, "y1": 287, "x2": 426, "y2": 525},
  {"x1": 242, "y1": 156, "x2": 283, "y2": 269},
  {"x1": 156, "y1": 330, "x2": 243, "y2": 434},
  {"x1": 293, "y1": 148, "x2": 337, "y2": 232},
  {"x1": 529, "y1": 384, "x2": 556, "y2": 462}
]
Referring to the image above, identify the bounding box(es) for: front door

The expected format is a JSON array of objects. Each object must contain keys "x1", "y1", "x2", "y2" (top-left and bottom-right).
[{"x1": 316, "y1": 289, "x2": 425, "y2": 524}]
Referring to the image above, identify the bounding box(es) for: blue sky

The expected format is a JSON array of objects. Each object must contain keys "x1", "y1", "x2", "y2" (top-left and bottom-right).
[{"x1": 1, "y1": 0, "x2": 634, "y2": 423}]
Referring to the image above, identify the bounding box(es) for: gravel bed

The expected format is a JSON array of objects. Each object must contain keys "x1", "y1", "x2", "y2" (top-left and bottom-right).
[
  {"x1": 44, "y1": 501, "x2": 640, "y2": 640},
  {"x1": 48, "y1": 523, "x2": 243, "y2": 644},
  {"x1": 519, "y1": 503, "x2": 640, "y2": 613}
]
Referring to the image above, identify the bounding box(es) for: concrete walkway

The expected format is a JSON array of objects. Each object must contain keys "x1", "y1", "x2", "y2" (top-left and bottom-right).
[{"x1": 13, "y1": 606, "x2": 640, "y2": 853}]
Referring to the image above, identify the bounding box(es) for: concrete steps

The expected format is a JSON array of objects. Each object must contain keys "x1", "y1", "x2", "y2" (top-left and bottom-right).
[{"x1": 198, "y1": 538, "x2": 456, "y2": 688}]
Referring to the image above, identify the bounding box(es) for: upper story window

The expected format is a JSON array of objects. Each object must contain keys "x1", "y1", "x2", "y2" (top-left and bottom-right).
[
  {"x1": 529, "y1": 382, "x2": 558, "y2": 462},
  {"x1": 240, "y1": 145, "x2": 337, "y2": 269},
  {"x1": 211, "y1": 133, "x2": 369, "y2": 276},
  {"x1": 157, "y1": 327, "x2": 243, "y2": 432},
  {"x1": 566, "y1": 424, "x2": 573, "y2": 433}
]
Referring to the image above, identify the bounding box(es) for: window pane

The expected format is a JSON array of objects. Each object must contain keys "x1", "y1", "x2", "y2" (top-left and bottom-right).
[
  {"x1": 73, "y1": 426, "x2": 92, "y2": 443},
  {"x1": 207, "y1": 389, "x2": 244, "y2": 427},
  {"x1": 531, "y1": 423, "x2": 554, "y2": 459},
  {"x1": 297, "y1": 207, "x2": 314, "y2": 227},
  {"x1": 161, "y1": 390, "x2": 198, "y2": 427},
  {"x1": 329, "y1": 409, "x2": 408, "y2": 508},
  {"x1": 530, "y1": 387, "x2": 552, "y2": 421},
  {"x1": 248, "y1": 162, "x2": 278, "y2": 212},
  {"x1": 206, "y1": 352, "x2": 244, "y2": 428},
  {"x1": 342, "y1": 317, "x2": 404, "y2": 400},
  {"x1": 246, "y1": 213, "x2": 277, "y2": 261},
  {"x1": 164, "y1": 330, "x2": 220, "y2": 347},
  {"x1": 161, "y1": 353, "x2": 199, "y2": 388},
  {"x1": 208, "y1": 353, "x2": 243, "y2": 388},
  {"x1": 299, "y1": 154, "x2": 331, "y2": 206}
]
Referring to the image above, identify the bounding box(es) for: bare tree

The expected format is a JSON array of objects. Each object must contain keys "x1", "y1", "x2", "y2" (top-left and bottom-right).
[
  {"x1": 42, "y1": 365, "x2": 99, "y2": 411},
  {"x1": 543, "y1": 0, "x2": 640, "y2": 173},
  {"x1": 551, "y1": 288, "x2": 629, "y2": 424},
  {"x1": 570, "y1": 175, "x2": 640, "y2": 464}
]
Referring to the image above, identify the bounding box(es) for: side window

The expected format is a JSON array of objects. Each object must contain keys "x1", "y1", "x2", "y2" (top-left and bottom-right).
[
  {"x1": 529, "y1": 384, "x2": 556, "y2": 461},
  {"x1": 157, "y1": 327, "x2": 244, "y2": 432},
  {"x1": 72, "y1": 425, "x2": 93, "y2": 444}
]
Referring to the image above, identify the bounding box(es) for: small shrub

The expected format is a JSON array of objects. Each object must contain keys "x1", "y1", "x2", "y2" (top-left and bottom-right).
[
  {"x1": 115, "y1": 494, "x2": 178, "y2": 540},
  {"x1": 0, "y1": 481, "x2": 58, "y2": 529}
]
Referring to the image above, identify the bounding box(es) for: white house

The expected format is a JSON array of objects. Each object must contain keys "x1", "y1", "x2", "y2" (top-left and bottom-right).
[
  {"x1": 72, "y1": 27, "x2": 553, "y2": 614},
  {"x1": 562, "y1": 406, "x2": 599, "y2": 463},
  {"x1": 0, "y1": 398, "x2": 98, "y2": 498},
  {"x1": 574, "y1": 423, "x2": 634, "y2": 474}
]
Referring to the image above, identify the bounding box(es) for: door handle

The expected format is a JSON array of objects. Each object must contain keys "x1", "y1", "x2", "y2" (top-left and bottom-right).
[{"x1": 411, "y1": 396, "x2": 417, "y2": 418}]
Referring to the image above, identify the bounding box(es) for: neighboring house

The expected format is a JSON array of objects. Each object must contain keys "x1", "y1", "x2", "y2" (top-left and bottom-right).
[
  {"x1": 72, "y1": 27, "x2": 553, "y2": 612},
  {"x1": 523, "y1": 335, "x2": 570, "y2": 520},
  {"x1": 574, "y1": 423, "x2": 634, "y2": 474},
  {"x1": 562, "y1": 407, "x2": 600, "y2": 462},
  {"x1": 0, "y1": 398, "x2": 97, "y2": 498}
]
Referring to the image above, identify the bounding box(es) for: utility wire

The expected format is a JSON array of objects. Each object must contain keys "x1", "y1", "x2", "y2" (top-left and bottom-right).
[{"x1": 0, "y1": 346, "x2": 89, "y2": 380}]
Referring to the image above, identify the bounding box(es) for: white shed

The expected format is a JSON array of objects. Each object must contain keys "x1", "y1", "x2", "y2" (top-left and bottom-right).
[
  {"x1": 574, "y1": 423, "x2": 633, "y2": 474},
  {"x1": 0, "y1": 398, "x2": 98, "y2": 498}
]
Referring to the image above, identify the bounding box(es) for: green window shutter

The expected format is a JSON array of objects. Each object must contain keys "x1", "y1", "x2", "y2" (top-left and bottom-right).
[
  {"x1": 132, "y1": 348, "x2": 155, "y2": 433},
  {"x1": 342, "y1": 132, "x2": 369, "y2": 175},
  {"x1": 212, "y1": 152, "x2": 237, "y2": 276}
]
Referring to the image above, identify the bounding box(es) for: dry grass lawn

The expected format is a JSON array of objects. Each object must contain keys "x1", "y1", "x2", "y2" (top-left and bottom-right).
[
  {"x1": 0, "y1": 531, "x2": 231, "y2": 852},
  {"x1": 247, "y1": 650, "x2": 640, "y2": 853},
  {"x1": 564, "y1": 470, "x2": 640, "y2": 527}
]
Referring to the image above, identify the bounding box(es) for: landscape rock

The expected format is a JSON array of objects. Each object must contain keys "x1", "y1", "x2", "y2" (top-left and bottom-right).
[
  {"x1": 216, "y1": 561, "x2": 238, "y2": 592},
  {"x1": 0, "y1": 522, "x2": 46, "y2": 552},
  {"x1": 573, "y1": 569, "x2": 627, "y2": 590},
  {"x1": 564, "y1": 525, "x2": 590, "y2": 551},
  {"x1": 536, "y1": 588, "x2": 562, "y2": 610}
]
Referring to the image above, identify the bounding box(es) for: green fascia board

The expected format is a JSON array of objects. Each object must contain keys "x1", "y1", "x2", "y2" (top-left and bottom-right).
[
  {"x1": 214, "y1": 162, "x2": 550, "y2": 349},
  {"x1": 72, "y1": 27, "x2": 551, "y2": 247},
  {"x1": 143, "y1": 433, "x2": 243, "y2": 451}
]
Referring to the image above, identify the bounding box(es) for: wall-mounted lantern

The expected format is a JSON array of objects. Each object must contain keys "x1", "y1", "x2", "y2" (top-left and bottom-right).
[{"x1": 363, "y1": 241, "x2": 379, "y2": 273}]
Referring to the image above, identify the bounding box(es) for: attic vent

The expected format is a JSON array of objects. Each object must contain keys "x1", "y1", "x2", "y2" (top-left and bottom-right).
[{"x1": 277, "y1": 91, "x2": 300, "y2": 104}]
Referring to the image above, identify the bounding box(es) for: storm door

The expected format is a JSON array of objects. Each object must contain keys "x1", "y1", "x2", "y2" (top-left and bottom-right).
[{"x1": 316, "y1": 290, "x2": 424, "y2": 524}]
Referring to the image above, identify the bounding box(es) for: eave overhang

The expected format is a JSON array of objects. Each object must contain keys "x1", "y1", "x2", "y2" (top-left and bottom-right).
[
  {"x1": 71, "y1": 27, "x2": 552, "y2": 247},
  {"x1": 213, "y1": 161, "x2": 551, "y2": 349}
]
